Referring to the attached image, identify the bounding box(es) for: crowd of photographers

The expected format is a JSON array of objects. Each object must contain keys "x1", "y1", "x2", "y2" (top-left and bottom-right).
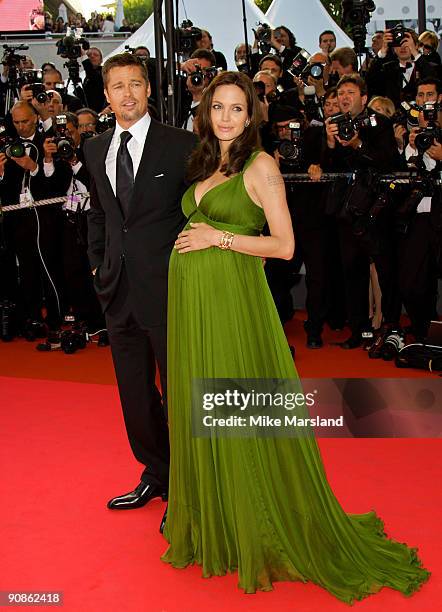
[{"x1": 0, "y1": 19, "x2": 441, "y2": 359}]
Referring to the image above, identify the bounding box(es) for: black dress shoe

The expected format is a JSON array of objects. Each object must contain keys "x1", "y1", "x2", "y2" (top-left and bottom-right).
[
  {"x1": 306, "y1": 333, "x2": 323, "y2": 349},
  {"x1": 107, "y1": 482, "x2": 167, "y2": 510},
  {"x1": 159, "y1": 504, "x2": 168, "y2": 534},
  {"x1": 339, "y1": 334, "x2": 362, "y2": 350}
]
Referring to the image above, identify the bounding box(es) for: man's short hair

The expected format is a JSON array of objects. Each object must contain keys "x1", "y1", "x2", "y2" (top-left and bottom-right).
[
  {"x1": 190, "y1": 48, "x2": 216, "y2": 65},
  {"x1": 11, "y1": 100, "x2": 38, "y2": 116},
  {"x1": 64, "y1": 111, "x2": 79, "y2": 128},
  {"x1": 134, "y1": 46, "x2": 150, "y2": 56},
  {"x1": 324, "y1": 86, "x2": 338, "y2": 101},
  {"x1": 319, "y1": 30, "x2": 336, "y2": 43},
  {"x1": 76, "y1": 107, "x2": 99, "y2": 120},
  {"x1": 102, "y1": 53, "x2": 149, "y2": 88},
  {"x1": 416, "y1": 77, "x2": 442, "y2": 95},
  {"x1": 337, "y1": 73, "x2": 368, "y2": 97},
  {"x1": 44, "y1": 69, "x2": 63, "y2": 82},
  {"x1": 330, "y1": 47, "x2": 358, "y2": 71},
  {"x1": 259, "y1": 54, "x2": 283, "y2": 70}
]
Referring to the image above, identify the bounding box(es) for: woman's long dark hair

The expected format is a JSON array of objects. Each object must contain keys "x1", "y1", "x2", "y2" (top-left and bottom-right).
[{"x1": 187, "y1": 71, "x2": 262, "y2": 182}]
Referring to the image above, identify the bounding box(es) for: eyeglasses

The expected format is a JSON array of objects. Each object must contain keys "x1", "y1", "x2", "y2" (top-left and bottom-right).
[
  {"x1": 78, "y1": 122, "x2": 96, "y2": 128},
  {"x1": 419, "y1": 43, "x2": 434, "y2": 51}
]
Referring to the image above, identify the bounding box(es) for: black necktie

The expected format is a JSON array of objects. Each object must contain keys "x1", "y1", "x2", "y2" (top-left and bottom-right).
[{"x1": 116, "y1": 131, "x2": 134, "y2": 217}]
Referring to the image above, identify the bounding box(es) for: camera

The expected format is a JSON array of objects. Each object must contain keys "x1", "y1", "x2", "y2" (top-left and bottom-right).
[
  {"x1": 287, "y1": 49, "x2": 311, "y2": 79},
  {"x1": 189, "y1": 64, "x2": 218, "y2": 87},
  {"x1": 0, "y1": 125, "x2": 26, "y2": 158},
  {"x1": 390, "y1": 24, "x2": 408, "y2": 48},
  {"x1": 175, "y1": 20, "x2": 202, "y2": 56},
  {"x1": 330, "y1": 110, "x2": 378, "y2": 141},
  {"x1": 60, "y1": 325, "x2": 87, "y2": 354},
  {"x1": 53, "y1": 115, "x2": 75, "y2": 160},
  {"x1": 391, "y1": 100, "x2": 420, "y2": 130},
  {"x1": 96, "y1": 112, "x2": 116, "y2": 134},
  {"x1": 253, "y1": 81, "x2": 282, "y2": 104},
  {"x1": 342, "y1": 1, "x2": 376, "y2": 53},
  {"x1": 2, "y1": 43, "x2": 28, "y2": 67},
  {"x1": 275, "y1": 121, "x2": 303, "y2": 165},
  {"x1": 414, "y1": 126, "x2": 441, "y2": 154},
  {"x1": 254, "y1": 22, "x2": 272, "y2": 55},
  {"x1": 19, "y1": 69, "x2": 49, "y2": 103},
  {"x1": 56, "y1": 27, "x2": 89, "y2": 60},
  {"x1": 413, "y1": 102, "x2": 441, "y2": 153},
  {"x1": 420, "y1": 101, "x2": 441, "y2": 123}
]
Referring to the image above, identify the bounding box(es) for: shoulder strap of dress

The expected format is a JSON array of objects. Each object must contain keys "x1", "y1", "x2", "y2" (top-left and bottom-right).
[{"x1": 242, "y1": 149, "x2": 262, "y2": 173}]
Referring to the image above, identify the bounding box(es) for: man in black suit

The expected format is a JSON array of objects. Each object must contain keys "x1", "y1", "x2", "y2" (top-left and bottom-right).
[
  {"x1": 83, "y1": 53, "x2": 197, "y2": 512},
  {"x1": 0, "y1": 101, "x2": 70, "y2": 335}
]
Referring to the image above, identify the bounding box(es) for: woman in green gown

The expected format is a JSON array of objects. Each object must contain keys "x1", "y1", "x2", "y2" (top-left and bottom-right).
[{"x1": 161, "y1": 71, "x2": 429, "y2": 604}]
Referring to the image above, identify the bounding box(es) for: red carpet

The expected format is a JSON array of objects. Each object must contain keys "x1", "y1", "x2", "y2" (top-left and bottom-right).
[{"x1": 1, "y1": 375, "x2": 439, "y2": 611}]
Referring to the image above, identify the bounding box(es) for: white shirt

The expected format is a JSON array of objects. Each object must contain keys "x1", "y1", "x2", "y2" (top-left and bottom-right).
[
  {"x1": 185, "y1": 101, "x2": 199, "y2": 132},
  {"x1": 105, "y1": 112, "x2": 151, "y2": 196},
  {"x1": 405, "y1": 143, "x2": 436, "y2": 213}
]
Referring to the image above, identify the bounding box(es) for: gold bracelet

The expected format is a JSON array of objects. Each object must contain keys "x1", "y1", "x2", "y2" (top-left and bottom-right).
[{"x1": 218, "y1": 231, "x2": 234, "y2": 250}]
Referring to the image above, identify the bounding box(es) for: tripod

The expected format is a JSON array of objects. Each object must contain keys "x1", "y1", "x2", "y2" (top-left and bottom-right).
[{"x1": 64, "y1": 59, "x2": 88, "y2": 107}]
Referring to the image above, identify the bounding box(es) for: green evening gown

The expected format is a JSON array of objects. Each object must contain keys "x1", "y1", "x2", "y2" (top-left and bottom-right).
[{"x1": 161, "y1": 151, "x2": 430, "y2": 604}]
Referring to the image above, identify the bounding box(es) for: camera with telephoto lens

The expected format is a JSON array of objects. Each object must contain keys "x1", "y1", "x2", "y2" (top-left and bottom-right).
[
  {"x1": 96, "y1": 112, "x2": 116, "y2": 134},
  {"x1": 0, "y1": 125, "x2": 26, "y2": 158},
  {"x1": 254, "y1": 22, "x2": 272, "y2": 55},
  {"x1": 342, "y1": 1, "x2": 376, "y2": 53},
  {"x1": 189, "y1": 64, "x2": 218, "y2": 87},
  {"x1": 329, "y1": 110, "x2": 378, "y2": 141},
  {"x1": 175, "y1": 20, "x2": 202, "y2": 56},
  {"x1": 56, "y1": 27, "x2": 89, "y2": 60},
  {"x1": 389, "y1": 23, "x2": 408, "y2": 48},
  {"x1": 275, "y1": 121, "x2": 303, "y2": 166},
  {"x1": 53, "y1": 115, "x2": 75, "y2": 160}
]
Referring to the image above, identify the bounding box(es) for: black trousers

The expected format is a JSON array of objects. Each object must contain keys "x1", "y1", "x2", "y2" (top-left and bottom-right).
[
  {"x1": 62, "y1": 215, "x2": 104, "y2": 329},
  {"x1": 397, "y1": 213, "x2": 440, "y2": 338},
  {"x1": 338, "y1": 215, "x2": 402, "y2": 334},
  {"x1": 8, "y1": 207, "x2": 63, "y2": 327},
  {"x1": 105, "y1": 267, "x2": 169, "y2": 490}
]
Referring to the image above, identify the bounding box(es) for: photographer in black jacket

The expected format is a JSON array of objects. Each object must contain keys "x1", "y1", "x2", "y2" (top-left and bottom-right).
[
  {"x1": 42, "y1": 111, "x2": 104, "y2": 333},
  {"x1": 325, "y1": 74, "x2": 403, "y2": 348},
  {"x1": 397, "y1": 78, "x2": 442, "y2": 340}
]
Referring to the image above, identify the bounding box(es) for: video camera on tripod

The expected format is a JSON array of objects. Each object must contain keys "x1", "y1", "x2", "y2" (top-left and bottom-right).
[
  {"x1": 2, "y1": 44, "x2": 28, "y2": 68},
  {"x1": 175, "y1": 20, "x2": 202, "y2": 58},
  {"x1": 342, "y1": 0, "x2": 376, "y2": 55},
  {"x1": 56, "y1": 27, "x2": 90, "y2": 60},
  {"x1": 253, "y1": 22, "x2": 273, "y2": 55}
]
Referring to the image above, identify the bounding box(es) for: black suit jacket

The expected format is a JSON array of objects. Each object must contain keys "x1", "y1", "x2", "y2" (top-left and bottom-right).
[{"x1": 83, "y1": 117, "x2": 198, "y2": 326}]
